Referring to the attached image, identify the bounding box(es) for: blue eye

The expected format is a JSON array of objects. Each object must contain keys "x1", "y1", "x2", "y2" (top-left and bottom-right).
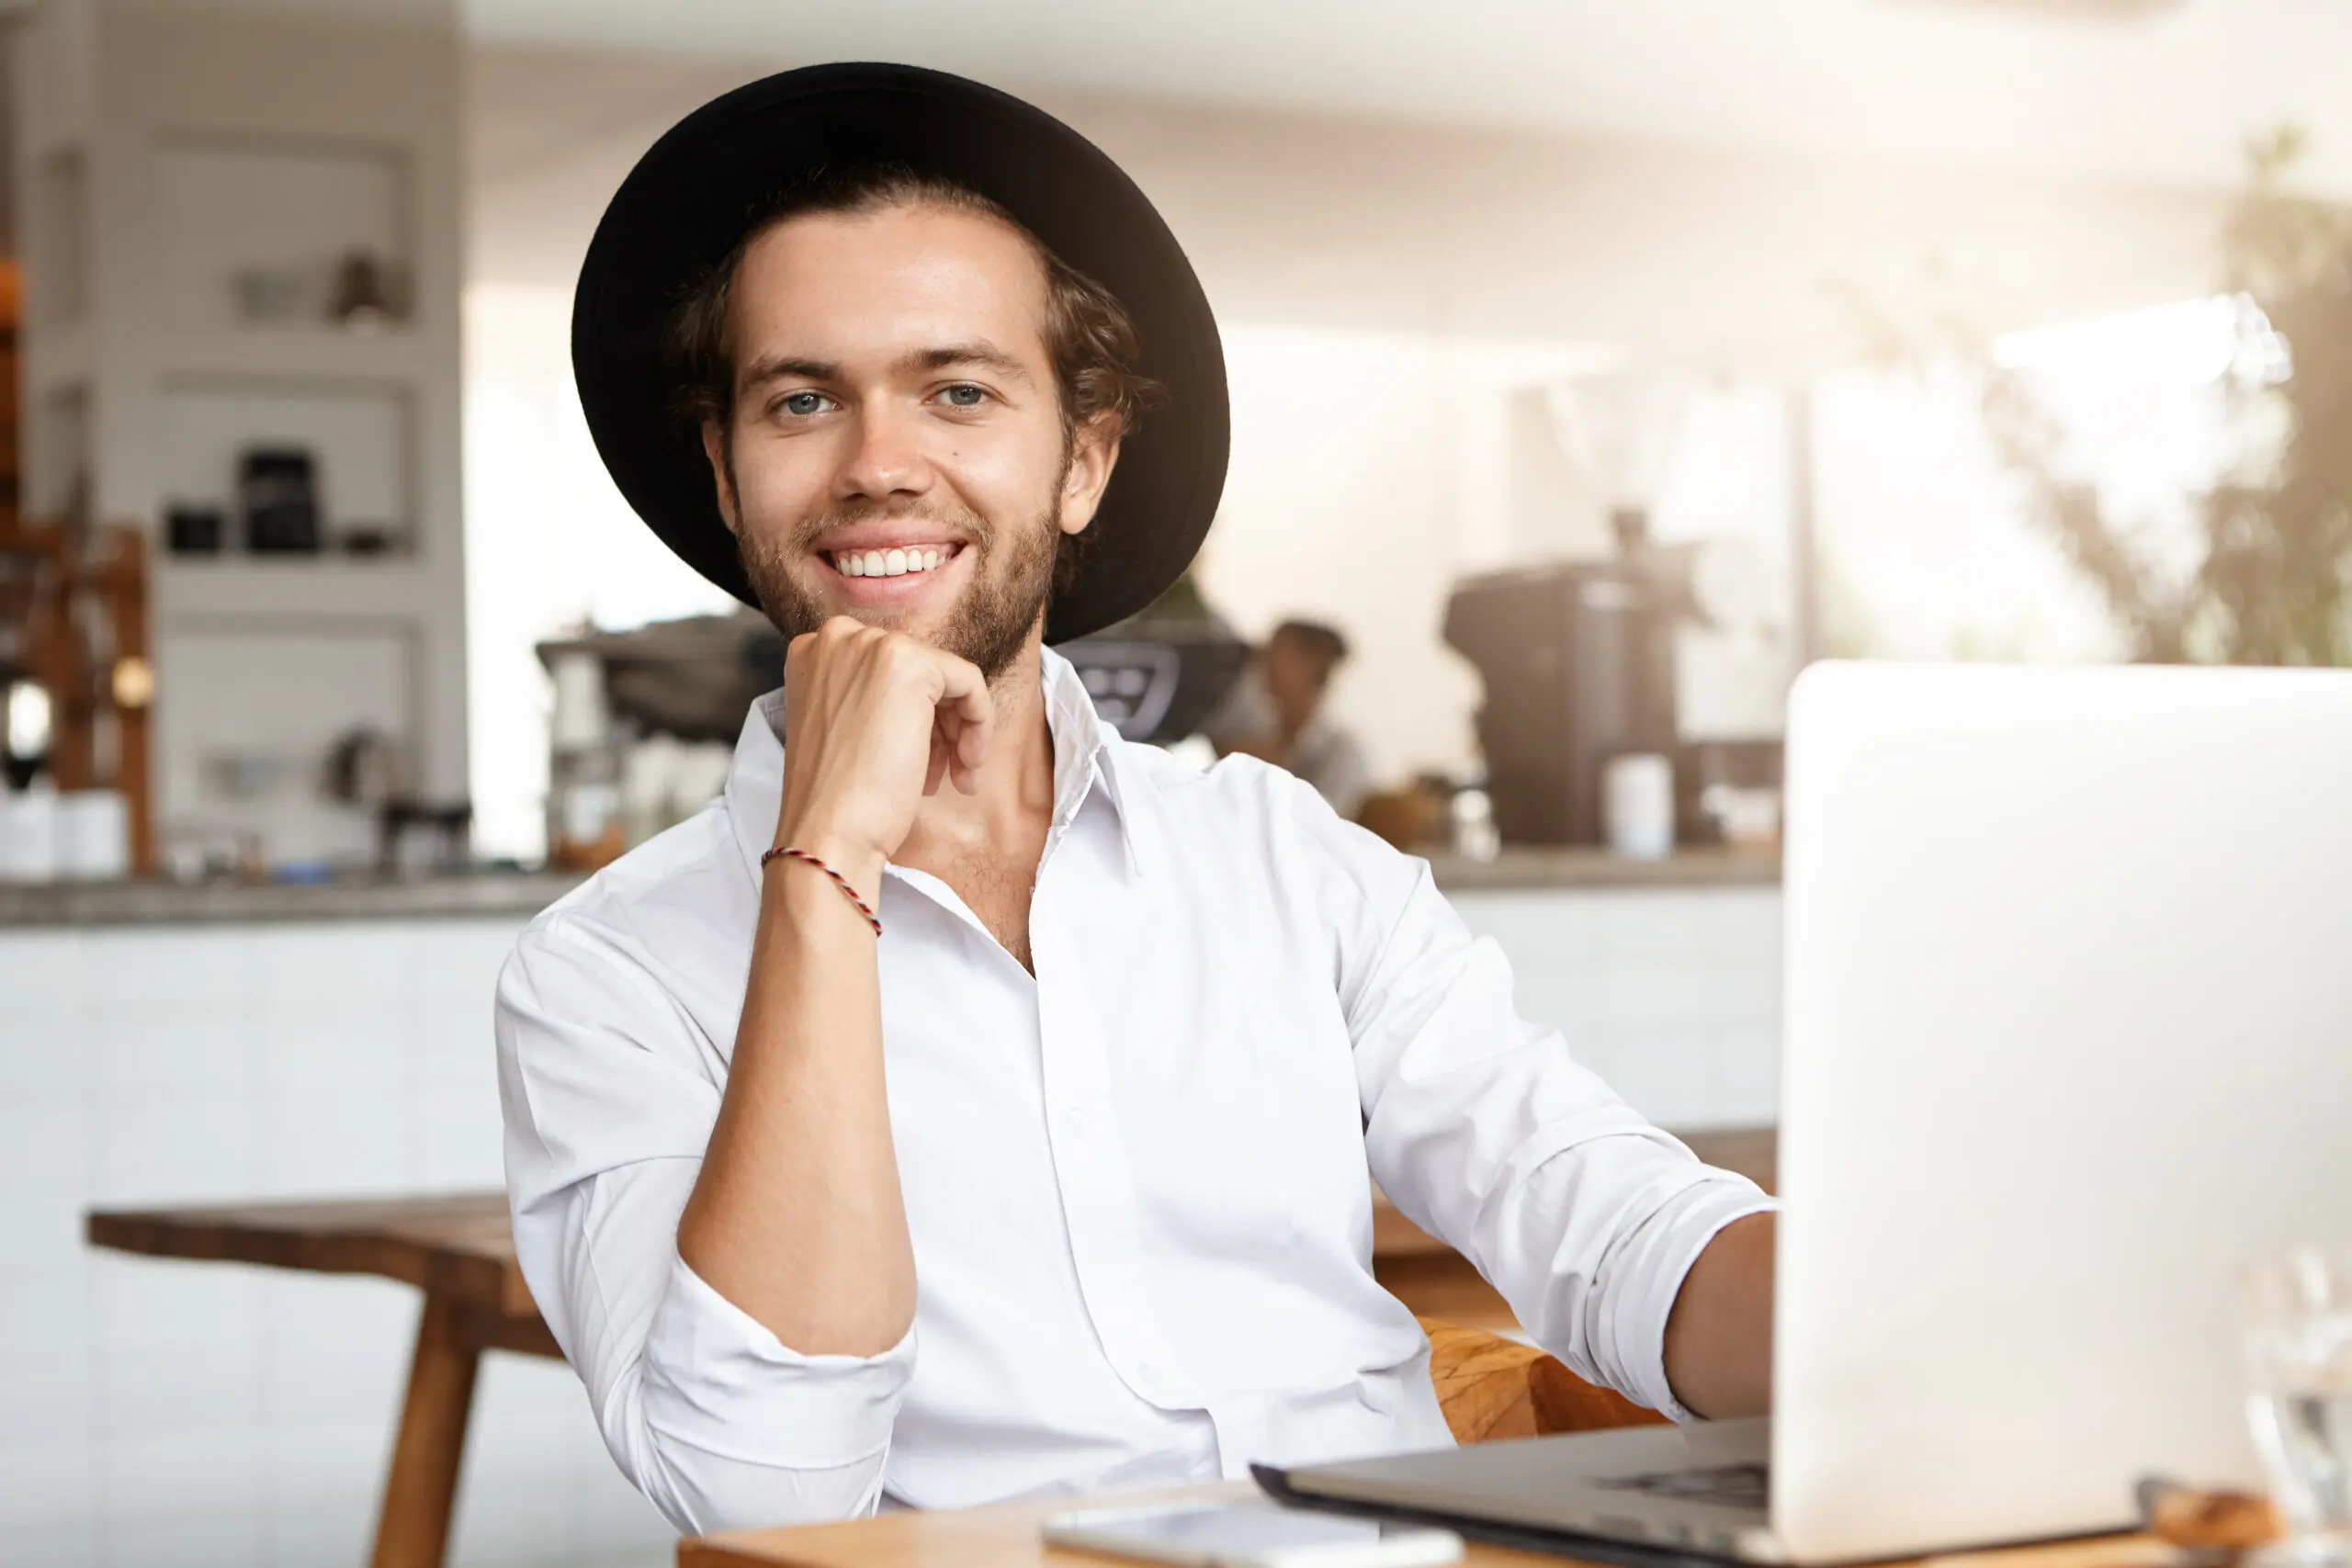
[
  {"x1": 780, "y1": 391, "x2": 828, "y2": 416},
  {"x1": 940, "y1": 385, "x2": 989, "y2": 408}
]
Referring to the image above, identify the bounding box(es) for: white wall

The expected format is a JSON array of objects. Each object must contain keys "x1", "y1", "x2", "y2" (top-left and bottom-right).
[{"x1": 462, "y1": 284, "x2": 734, "y2": 860}]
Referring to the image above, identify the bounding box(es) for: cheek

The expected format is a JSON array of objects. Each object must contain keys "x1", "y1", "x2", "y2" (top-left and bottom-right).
[
  {"x1": 729, "y1": 429, "x2": 831, "y2": 525},
  {"x1": 932, "y1": 421, "x2": 1064, "y2": 512}
]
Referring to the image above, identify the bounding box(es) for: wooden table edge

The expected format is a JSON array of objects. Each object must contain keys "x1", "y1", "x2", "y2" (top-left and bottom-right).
[
  {"x1": 85, "y1": 1201, "x2": 527, "y2": 1314},
  {"x1": 678, "y1": 1483, "x2": 1249, "y2": 1568},
  {"x1": 680, "y1": 1490, "x2": 2170, "y2": 1568}
]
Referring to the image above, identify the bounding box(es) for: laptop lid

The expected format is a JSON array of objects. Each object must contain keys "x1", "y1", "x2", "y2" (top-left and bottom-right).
[{"x1": 1774, "y1": 662, "x2": 2352, "y2": 1563}]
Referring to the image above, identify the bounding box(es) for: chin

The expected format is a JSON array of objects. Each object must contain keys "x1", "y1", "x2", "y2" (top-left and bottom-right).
[{"x1": 805, "y1": 588, "x2": 957, "y2": 646}]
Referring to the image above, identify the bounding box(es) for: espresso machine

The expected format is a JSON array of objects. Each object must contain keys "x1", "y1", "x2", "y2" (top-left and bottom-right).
[{"x1": 1442, "y1": 513, "x2": 1689, "y2": 846}]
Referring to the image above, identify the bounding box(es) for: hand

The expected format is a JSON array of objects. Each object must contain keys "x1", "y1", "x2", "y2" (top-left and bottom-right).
[{"x1": 773, "y1": 617, "x2": 993, "y2": 878}]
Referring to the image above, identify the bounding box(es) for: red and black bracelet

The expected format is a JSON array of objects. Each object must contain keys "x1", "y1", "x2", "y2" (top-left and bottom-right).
[{"x1": 760, "y1": 846, "x2": 882, "y2": 937}]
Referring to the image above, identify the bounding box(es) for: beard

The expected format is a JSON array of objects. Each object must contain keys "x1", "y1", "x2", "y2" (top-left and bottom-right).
[{"x1": 736, "y1": 476, "x2": 1062, "y2": 684}]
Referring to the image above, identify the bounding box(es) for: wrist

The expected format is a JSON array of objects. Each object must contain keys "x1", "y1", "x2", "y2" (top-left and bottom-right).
[
  {"x1": 763, "y1": 836, "x2": 884, "y2": 908},
  {"x1": 777, "y1": 831, "x2": 882, "y2": 876}
]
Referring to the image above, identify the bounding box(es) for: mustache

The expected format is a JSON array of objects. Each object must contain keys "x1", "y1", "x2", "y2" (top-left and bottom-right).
[{"x1": 785, "y1": 498, "x2": 997, "y2": 555}]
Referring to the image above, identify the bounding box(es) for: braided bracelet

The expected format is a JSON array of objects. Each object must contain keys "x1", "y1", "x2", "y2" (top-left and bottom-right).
[{"x1": 760, "y1": 846, "x2": 883, "y2": 937}]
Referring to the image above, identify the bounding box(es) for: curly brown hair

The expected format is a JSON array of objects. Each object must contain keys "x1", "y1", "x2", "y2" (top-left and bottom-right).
[{"x1": 666, "y1": 164, "x2": 1164, "y2": 598}]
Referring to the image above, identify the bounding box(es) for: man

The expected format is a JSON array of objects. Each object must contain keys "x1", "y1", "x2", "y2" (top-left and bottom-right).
[
  {"x1": 500, "y1": 63, "x2": 1773, "y2": 1538},
  {"x1": 1211, "y1": 619, "x2": 1374, "y2": 818}
]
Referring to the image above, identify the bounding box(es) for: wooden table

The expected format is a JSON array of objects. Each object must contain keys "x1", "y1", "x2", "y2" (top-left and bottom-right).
[
  {"x1": 677, "y1": 1481, "x2": 1668, "y2": 1568},
  {"x1": 678, "y1": 1482, "x2": 2176, "y2": 1568},
  {"x1": 85, "y1": 1128, "x2": 1775, "y2": 1568},
  {"x1": 86, "y1": 1193, "x2": 557, "y2": 1568}
]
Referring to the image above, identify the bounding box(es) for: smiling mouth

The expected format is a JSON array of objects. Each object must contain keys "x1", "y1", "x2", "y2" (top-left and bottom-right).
[{"x1": 825, "y1": 543, "x2": 965, "y2": 580}]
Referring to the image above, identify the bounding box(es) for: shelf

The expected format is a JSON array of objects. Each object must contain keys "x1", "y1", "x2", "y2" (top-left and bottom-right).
[
  {"x1": 152, "y1": 619, "x2": 416, "y2": 865},
  {"x1": 153, "y1": 557, "x2": 441, "y2": 622},
  {"x1": 155, "y1": 135, "x2": 412, "y2": 339},
  {"x1": 153, "y1": 328, "x2": 432, "y2": 384},
  {"x1": 158, "y1": 375, "x2": 414, "y2": 547}
]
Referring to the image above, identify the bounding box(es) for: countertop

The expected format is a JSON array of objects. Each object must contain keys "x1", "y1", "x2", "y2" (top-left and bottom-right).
[
  {"x1": 0, "y1": 871, "x2": 588, "y2": 929},
  {"x1": 0, "y1": 845, "x2": 1777, "y2": 929},
  {"x1": 1424, "y1": 844, "x2": 1781, "y2": 892}
]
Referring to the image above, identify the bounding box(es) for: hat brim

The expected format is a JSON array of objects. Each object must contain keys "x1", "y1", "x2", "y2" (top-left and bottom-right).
[{"x1": 571, "y1": 62, "x2": 1229, "y2": 645}]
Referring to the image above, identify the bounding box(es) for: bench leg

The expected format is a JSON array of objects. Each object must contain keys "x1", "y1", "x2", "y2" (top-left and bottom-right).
[{"x1": 370, "y1": 1293, "x2": 482, "y2": 1568}]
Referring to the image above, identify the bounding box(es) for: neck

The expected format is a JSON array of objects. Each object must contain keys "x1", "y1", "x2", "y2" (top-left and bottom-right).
[{"x1": 900, "y1": 632, "x2": 1058, "y2": 860}]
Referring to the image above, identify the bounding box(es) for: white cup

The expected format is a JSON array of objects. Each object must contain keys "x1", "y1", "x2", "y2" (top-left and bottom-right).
[
  {"x1": 58, "y1": 789, "x2": 130, "y2": 881},
  {"x1": 1602, "y1": 753, "x2": 1675, "y2": 861},
  {"x1": 0, "y1": 785, "x2": 62, "y2": 884}
]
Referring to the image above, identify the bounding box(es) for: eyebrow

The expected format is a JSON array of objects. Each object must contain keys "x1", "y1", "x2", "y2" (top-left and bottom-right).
[
  {"x1": 739, "y1": 355, "x2": 839, "y2": 389},
  {"x1": 737, "y1": 342, "x2": 1036, "y2": 392},
  {"x1": 902, "y1": 342, "x2": 1035, "y2": 387}
]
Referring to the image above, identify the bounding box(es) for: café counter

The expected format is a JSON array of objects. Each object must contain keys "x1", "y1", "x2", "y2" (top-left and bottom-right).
[{"x1": 0, "y1": 846, "x2": 1775, "y2": 929}]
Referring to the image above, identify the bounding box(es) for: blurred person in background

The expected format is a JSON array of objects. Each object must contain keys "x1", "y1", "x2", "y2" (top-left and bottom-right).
[
  {"x1": 497, "y1": 62, "x2": 1774, "y2": 1540},
  {"x1": 1209, "y1": 619, "x2": 1373, "y2": 819}
]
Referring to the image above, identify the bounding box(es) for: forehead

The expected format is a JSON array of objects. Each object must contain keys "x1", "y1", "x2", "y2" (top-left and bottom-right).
[{"x1": 729, "y1": 203, "x2": 1051, "y2": 362}]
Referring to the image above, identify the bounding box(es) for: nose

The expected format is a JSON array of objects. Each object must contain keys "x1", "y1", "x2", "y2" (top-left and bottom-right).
[{"x1": 832, "y1": 399, "x2": 931, "y2": 504}]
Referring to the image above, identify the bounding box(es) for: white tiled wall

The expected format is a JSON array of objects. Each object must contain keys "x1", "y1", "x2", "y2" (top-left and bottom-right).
[
  {"x1": 1448, "y1": 886, "x2": 1783, "y2": 1130},
  {"x1": 0, "y1": 917, "x2": 676, "y2": 1568},
  {"x1": 0, "y1": 888, "x2": 1781, "y2": 1568}
]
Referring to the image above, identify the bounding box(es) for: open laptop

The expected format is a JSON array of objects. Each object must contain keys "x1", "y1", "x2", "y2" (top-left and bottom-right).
[{"x1": 1264, "y1": 661, "x2": 2352, "y2": 1564}]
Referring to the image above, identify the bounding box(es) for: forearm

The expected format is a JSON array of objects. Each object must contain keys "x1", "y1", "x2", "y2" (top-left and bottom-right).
[
  {"x1": 677, "y1": 852, "x2": 914, "y2": 1356},
  {"x1": 1662, "y1": 1212, "x2": 1776, "y2": 1419}
]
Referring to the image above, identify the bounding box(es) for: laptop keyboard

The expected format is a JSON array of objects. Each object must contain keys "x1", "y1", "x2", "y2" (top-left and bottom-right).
[{"x1": 1596, "y1": 1462, "x2": 1770, "y2": 1510}]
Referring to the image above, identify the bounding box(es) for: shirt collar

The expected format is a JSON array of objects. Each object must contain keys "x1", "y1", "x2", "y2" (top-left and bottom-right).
[{"x1": 722, "y1": 644, "x2": 1155, "y2": 888}]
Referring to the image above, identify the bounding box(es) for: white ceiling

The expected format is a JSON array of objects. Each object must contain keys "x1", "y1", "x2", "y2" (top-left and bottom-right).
[{"x1": 459, "y1": 0, "x2": 2352, "y2": 198}]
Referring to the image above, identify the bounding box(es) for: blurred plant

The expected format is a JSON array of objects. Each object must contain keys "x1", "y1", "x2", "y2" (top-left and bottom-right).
[{"x1": 1835, "y1": 127, "x2": 2352, "y2": 665}]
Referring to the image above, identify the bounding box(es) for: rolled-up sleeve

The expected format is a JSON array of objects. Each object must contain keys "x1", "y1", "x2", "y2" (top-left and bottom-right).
[
  {"x1": 1306, "y1": 799, "x2": 1773, "y2": 1420},
  {"x1": 495, "y1": 912, "x2": 915, "y2": 1533}
]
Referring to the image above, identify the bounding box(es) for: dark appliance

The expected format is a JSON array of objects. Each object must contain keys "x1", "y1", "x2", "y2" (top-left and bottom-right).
[
  {"x1": 538, "y1": 611, "x2": 776, "y2": 744},
  {"x1": 239, "y1": 447, "x2": 321, "y2": 554},
  {"x1": 1057, "y1": 630, "x2": 1248, "y2": 744},
  {"x1": 165, "y1": 504, "x2": 225, "y2": 555},
  {"x1": 1057, "y1": 571, "x2": 1249, "y2": 744},
  {"x1": 1443, "y1": 558, "x2": 1682, "y2": 845}
]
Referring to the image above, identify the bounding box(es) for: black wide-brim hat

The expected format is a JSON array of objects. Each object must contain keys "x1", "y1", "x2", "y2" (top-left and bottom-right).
[{"x1": 571, "y1": 62, "x2": 1229, "y2": 645}]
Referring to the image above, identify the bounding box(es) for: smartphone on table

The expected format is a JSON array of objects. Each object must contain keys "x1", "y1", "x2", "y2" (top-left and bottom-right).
[{"x1": 1042, "y1": 1499, "x2": 1463, "y2": 1567}]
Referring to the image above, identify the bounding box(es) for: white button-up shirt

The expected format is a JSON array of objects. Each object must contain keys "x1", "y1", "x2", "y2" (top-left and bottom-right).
[{"x1": 495, "y1": 649, "x2": 1770, "y2": 1537}]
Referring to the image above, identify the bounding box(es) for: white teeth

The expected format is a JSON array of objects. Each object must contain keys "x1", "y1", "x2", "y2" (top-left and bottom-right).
[{"x1": 834, "y1": 546, "x2": 951, "y2": 578}]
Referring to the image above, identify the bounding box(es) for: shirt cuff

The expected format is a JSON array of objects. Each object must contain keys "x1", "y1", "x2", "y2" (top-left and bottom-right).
[
  {"x1": 1600, "y1": 1175, "x2": 1777, "y2": 1424},
  {"x1": 639, "y1": 1251, "x2": 917, "y2": 1470}
]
